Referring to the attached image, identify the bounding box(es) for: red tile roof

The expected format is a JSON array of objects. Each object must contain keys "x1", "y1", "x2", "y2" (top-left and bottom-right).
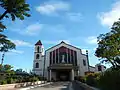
[{"x1": 35, "y1": 40, "x2": 42, "y2": 45}]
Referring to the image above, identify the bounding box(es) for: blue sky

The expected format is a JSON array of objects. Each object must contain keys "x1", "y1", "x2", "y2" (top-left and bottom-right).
[{"x1": 1, "y1": 0, "x2": 120, "y2": 71}]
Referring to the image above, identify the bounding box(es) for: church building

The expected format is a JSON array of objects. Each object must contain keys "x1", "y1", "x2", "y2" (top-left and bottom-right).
[{"x1": 32, "y1": 40, "x2": 106, "y2": 81}]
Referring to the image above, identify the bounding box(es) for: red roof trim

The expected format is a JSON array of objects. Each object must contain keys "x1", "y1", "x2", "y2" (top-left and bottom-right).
[{"x1": 35, "y1": 40, "x2": 42, "y2": 45}]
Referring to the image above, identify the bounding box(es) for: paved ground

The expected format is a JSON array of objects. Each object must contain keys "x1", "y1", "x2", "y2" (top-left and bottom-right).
[
  {"x1": 72, "y1": 81, "x2": 85, "y2": 90},
  {"x1": 30, "y1": 81, "x2": 85, "y2": 90}
]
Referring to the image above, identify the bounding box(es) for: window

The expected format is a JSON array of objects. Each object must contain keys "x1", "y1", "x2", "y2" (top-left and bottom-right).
[
  {"x1": 74, "y1": 51, "x2": 77, "y2": 65},
  {"x1": 37, "y1": 46, "x2": 39, "y2": 52},
  {"x1": 35, "y1": 63, "x2": 39, "y2": 68},
  {"x1": 83, "y1": 59, "x2": 86, "y2": 66},
  {"x1": 36, "y1": 54, "x2": 39, "y2": 59},
  {"x1": 98, "y1": 65, "x2": 102, "y2": 71}
]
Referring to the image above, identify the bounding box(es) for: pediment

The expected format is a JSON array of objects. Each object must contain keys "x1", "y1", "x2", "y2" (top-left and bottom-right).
[{"x1": 46, "y1": 41, "x2": 81, "y2": 52}]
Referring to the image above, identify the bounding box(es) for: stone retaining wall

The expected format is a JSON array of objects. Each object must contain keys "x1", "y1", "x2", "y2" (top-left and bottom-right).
[{"x1": 0, "y1": 81, "x2": 44, "y2": 90}]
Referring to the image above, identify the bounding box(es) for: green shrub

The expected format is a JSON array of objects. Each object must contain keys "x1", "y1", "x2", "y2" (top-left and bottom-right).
[
  {"x1": 29, "y1": 76, "x2": 39, "y2": 82},
  {"x1": 85, "y1": 73, "x2": 100, "y2": 87},
  {"x1": 75, "y1": 76, "x2": 85, "y2": 83},
  {"x1": 0, "y1": 80, "x2": 7, "y2": 85},
  {"x1": 98, "y1": 70, "x2": 120, "y2": 90},
  {"x1": 7, "y1": 78, "x2": 14, "y2": 84}
]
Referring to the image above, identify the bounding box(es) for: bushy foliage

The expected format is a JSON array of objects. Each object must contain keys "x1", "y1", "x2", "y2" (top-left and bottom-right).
[
  {"x1": 0, "y1": 80, "x2": 7, "y2": 85},
  {"x1": 30, "y1": 76, "x2": 39, "y2": 82},
  {"x1": 84, "y1": 73, "x2": 100, "y2": 87},
  {"x1": 98, "y1": 70, "x2": 120, "y2": 90},
  {"x1": 95, "y1": 19, "x2": 120, "y2": 68},
  {"x1": 0, "y1": 65, "x2": 42, "y2": 85},
  {"x1": 6, "y1": 78, "x2": 14, "y2": 84},
  {"x1": 75, "y1": 76, "x2": 85, "y2": 83}
]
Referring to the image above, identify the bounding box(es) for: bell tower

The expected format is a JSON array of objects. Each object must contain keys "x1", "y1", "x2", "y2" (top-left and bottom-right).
[{"x1": 33, "y1": 40, "x2": 44, "y2": 75}]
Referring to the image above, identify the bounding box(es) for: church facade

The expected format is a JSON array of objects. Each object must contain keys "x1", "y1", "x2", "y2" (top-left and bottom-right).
[{"x1": 32, "y1": 40, "x2": 106, "y2": 81}]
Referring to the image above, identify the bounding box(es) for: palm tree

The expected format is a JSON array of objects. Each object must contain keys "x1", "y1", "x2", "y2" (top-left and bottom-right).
[
  {"x1": 0, "y1": 0, "x2": 30, "y2": 64},
  {"x1": 0, "y1": 22, "x2": 7, "y2": 39},
  {"x1": 0, "y1": 38, "x2": 16, "y2": 65},
  {"x1": 0, "y1": 22, "x2": 6, "y2": 30},
  {"x1": 0, "y1": 22, "x2": 15, "y2": 65},
  {"x1": 0, "y1": 0, "x2": 30, "y2": 21}
]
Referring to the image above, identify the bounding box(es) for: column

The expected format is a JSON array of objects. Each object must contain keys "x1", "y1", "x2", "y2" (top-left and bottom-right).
[
  {"x1": 70, "y1": 50, "x2": 71, "y2": 63},
  {"x1": 71, "y1": 69, "x2": 74, "y2": 81},
  {"x1": 66, "y1": 48, "x2": 68, "y2": 63},
  {"x1": 73, "y1": 51, "x2": 75, "y2": 65},
  {"x1": 47, "y1": 70, "x2": 49, "y2": 81},
  {"x1": 49, "y1": 70, "x2": 51, "y2": 81},
  {"x1": 77, "y1": 70, "x2": 79, "y2": 76},
  {"x1": 55, "y1": 50, "x2": 56, "y2": 64},
  {"x1": 51, "y1": 52, "x2": 53, "y2": 64},
  {"x1": 51, "y1": 52, "x2": 53, "y2": 65}
]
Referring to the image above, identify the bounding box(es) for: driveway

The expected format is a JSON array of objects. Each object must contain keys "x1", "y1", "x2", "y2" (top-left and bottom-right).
[{"x1": 30, "y1": 81, "x2": 85, "y2": 90}]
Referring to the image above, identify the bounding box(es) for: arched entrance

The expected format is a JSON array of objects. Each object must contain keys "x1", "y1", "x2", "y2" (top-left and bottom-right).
[{"x1": 56, "y1": 69, "x2": 71, "y2": 81}]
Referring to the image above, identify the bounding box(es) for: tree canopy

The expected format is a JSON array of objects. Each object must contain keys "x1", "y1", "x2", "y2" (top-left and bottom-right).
[
  {"x1": 95, "y1": 19, "x2": 120, "y2": 68},
  {"x1": 0, "y1": 0, "x2": 30, "y2": 21}
]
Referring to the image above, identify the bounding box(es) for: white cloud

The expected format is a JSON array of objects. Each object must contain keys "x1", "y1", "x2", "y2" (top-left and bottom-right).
[
  {"x1": 81, "y1": 49, "x2": 91, "y2": 54},
  {"x1": 35, "y1": 1, "x2": 70, "y2": 15},
  {"x1": 81, "y1": 49, "x2": 87, "y2": 54},
  {"x1": 86, "y1": 36, "x2": 97, "y2": 44},
  {"x1": 10, "y1": 50, "x2": 24, "y2": 54},
  {"x1": 5, "y1": 50, "x2": 24, "y2": 55},
  {"x1": 98, "y1": 1, "x2": 120, "y2": 27},
  {"x1": 66, "y1": 12, "x2": 82, "y2": 22},
  {"x1": 11, "y1": 39, "x2": 33, "y2": 47},
  {"x1": 8, "y1": 21, "x2": 43, "y2": 36},
  {"x1": 8, "y1": 21, "x2": 67, "y2": 36},
  {"x1": 24, "y1": 23, "x2": 43, "y2": 36}
]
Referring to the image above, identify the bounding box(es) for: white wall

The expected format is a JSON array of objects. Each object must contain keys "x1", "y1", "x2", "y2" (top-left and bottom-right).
[
  {"x1": 35, "y1": 45, "x2": 43, "y2": 53},
  {"x1": 78, "y1": 54, "x2": 89, "y2": 76},
  {"x1": 45, "y1": 42, "x2": 89, "y2": 77},
  {"x1": 33, "y1": 45, "x2": 44, "y2": 76},
  {"x1": 89, "y1": 66, "x2": 96, "y2": 72},
  {"x1": 33, "y1": 42, "x2": 90, "y2": 78},
  {"x1": 95, "y1": 64, "x2": 106, "y2": 72}
]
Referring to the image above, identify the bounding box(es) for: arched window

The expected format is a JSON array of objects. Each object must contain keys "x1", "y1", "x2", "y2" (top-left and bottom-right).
[
  {"x1": 37, "y1": 46, "x2": 39, "y2": 52},
  {"x1": 36, "y1": 54, "x2": 39, "y2": 59},
  {"x1": 35, "y1": 63, "x2": 39, "y2": 68},
  {"x1": 83, "y1": 59, "x2": 86, "y2": 66}
]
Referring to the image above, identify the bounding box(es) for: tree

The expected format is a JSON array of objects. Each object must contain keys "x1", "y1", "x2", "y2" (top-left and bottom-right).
[
  {"x1": 3, "y1": 64, "x2": 13, "y2": 72},
  {"x1": 0, "y1": 0, "x2": 30, "y2": 64},
  {"x1": 0, "y1": 22, "x2": 16, "y2": 65},
  {"x1": 0, "y1": 38, "x2": 15, "y2": 65},
  {"x1": 0, "y1": 0, "x2": 30, "y2": 21},
  {"x1": 16, "y1": 69, "x2": 23, "y2": 73},
  {"x1": 0, "y1": 22, "x2": 6, "y2": 31},
  {"x1": 95, "y1": 19, "x2": 120, "y2": 69},
  {"x1": 0, "y1": 22, "x2": 7, "y2": 43}
]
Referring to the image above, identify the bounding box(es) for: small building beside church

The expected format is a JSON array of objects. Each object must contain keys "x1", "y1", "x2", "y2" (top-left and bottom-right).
[{"x1": 32, "y1": 40, "x2": 106, "y2": 81}]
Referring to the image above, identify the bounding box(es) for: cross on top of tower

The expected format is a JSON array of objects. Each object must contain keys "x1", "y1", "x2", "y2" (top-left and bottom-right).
[{"x1": 35, "y1": 40, "x2": 42, "y2": 45}]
